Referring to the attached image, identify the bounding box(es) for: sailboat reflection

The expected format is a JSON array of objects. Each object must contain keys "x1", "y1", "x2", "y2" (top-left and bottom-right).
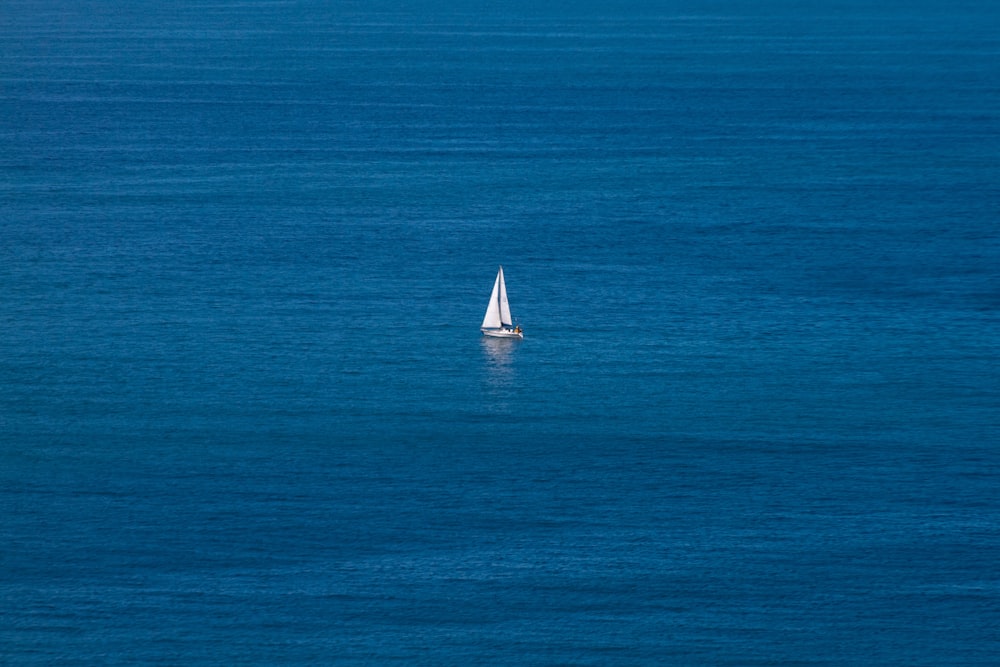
[{"x1": 480, "y1": 335, "x2": 516, "y2": 384}]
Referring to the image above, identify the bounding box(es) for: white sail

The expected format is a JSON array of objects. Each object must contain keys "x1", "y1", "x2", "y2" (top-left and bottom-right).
[
  {"x1": 497, "y1": 266, "x2": 512, "y2": 327},
  {"x1": 481, "y1": 270, "x2": 503, "y2": 329}
]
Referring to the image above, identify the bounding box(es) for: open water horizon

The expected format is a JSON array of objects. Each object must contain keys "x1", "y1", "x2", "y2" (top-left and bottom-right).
[{"x1": 2, "y1": 0, "x2": 999, "y2": 664}]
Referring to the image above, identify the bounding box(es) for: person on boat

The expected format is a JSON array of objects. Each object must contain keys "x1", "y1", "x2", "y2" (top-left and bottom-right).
[{"x1": 515, "y1": 325, "x2": 522, "y2": 334}]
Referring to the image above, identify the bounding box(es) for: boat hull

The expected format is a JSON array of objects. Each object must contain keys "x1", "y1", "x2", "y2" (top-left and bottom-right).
[{"x1": 482, "y1": 328, "x2": 523, "y2": 339}]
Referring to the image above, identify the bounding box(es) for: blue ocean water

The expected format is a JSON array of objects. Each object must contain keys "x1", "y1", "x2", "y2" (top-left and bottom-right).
[{"x1": 2, "y1": 0, "x2": 999, "y2": 663}]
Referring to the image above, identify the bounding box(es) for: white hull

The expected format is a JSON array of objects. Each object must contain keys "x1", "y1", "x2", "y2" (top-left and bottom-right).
[{"x1": 482, "y1": 328, "x2": 523, "y2": 339}]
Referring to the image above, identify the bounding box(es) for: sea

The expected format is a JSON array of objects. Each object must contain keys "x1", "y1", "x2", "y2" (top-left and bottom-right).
[{"x1": 2, "y1": 0, "x2": 999, "y2": 664}]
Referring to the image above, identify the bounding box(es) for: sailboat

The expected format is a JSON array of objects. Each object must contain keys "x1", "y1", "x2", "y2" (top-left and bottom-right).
[{"x1": 481, "y1": 266, "x2": 523, "y2": 338}]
